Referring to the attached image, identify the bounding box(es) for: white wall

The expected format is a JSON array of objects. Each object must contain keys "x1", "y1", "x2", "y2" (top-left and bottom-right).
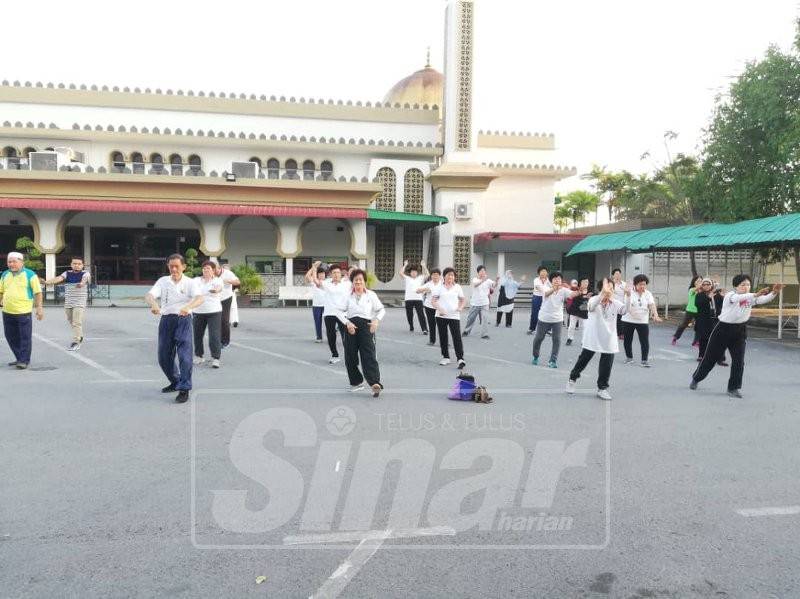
[
  {"x1": 299, "y1": 219, "x2": 352, "y2": 261},
  {"x1": 479, "y1": 176, "x2": 555, "y2": 233},
  {"x1": 68, "y1": 211, "x2": 196, "y2": 229},
  {"x1": 222, "y1": 216, "x2": 278, "y2": 267}
]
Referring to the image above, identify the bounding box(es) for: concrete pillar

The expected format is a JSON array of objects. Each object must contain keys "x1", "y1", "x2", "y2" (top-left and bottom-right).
[
  {"x1": 358, "y1": 258, "x2": 366, "y2": 270},
  {"x1": 497, "y1": 251, "x2": 505, "y2": 276},
  {"x1": 394, "y1": 226, "x2": 404, "y2": 274},
  {"x1": 191, "y1": 214, "x2": 233, "y2": 257},
  {"x1": 285, "y1": 257, "x2": 294, "y2": 287},
  {"x1": 272, "y1": 217, "x2": 304, "y2": 258},
  {"x1": 45, "y1": 253, "x2": 57, "y2": 300},
  {"x1": 346, "y1": 218, "x2": 368, "y2": 261},
  {"x1": 82, "y1": 225, "x2": 91, "y2": 266}
]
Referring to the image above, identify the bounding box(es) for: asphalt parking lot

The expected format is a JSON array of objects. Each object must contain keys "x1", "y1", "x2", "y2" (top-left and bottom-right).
[{"x1": 3, "y1": 306, "x2": 799, "y2": 598}]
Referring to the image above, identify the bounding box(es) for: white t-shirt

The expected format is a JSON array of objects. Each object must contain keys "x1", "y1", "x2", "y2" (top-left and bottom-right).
[
  {"x1": 219, "y1": 269, "x2": 239, "y2": 301},
  {"x1": 322, "y1": 279, "x2": 352, "y2": 317},
  {"x1": 470, "y1": 278, "x2": 495, "y2": 307},
  {"x1": 533, "y1": 277, "x2": 552, "y2": 297},
  {"x1": 193, "y1": 276, "x2": 224, "y2": 314},
  {"x1": 538, "y1": 287, "x2": 572, "y2": 323},
  {"x1": 310, "y1": 280, "x2": 327, "y2": 307},
  {"x1": 622, "y1": 289, "x2": 655, "y2": 324},
  {"x1": 434, "y1": 283, "x2": 464, "y2": 320},
  {"x1": 582, "y1": 295, "x2": 628, "y2": 353},
  {"x1": 719, "y1": 291, "x2": 776, "y2": 324},
  {"x1": 612, "y1": 280, "x2": 627, "y2": 303},
  {"x1": 422, "y1": 280, "x2": 443, "y2": 309},
  {"x1": 403, "y1": 274, "x2": 425, "y2": 301},
  {"x1": 148, "y1": 275, "x2": 201, "y2": 316}
]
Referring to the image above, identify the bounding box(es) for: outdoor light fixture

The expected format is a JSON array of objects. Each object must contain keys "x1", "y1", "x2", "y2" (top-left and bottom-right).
[{"x1": 225, "y1": 172, "x2": 236, "y2": 182}]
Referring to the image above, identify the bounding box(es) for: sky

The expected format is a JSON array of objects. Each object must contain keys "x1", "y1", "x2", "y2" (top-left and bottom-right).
[{"x1": 4, "y1": 0, "x2": 798, "y2": 191}]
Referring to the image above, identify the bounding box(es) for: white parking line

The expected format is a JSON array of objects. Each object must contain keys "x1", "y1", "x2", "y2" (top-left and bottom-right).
[
  {"x1": 33, "y1": 333, "x2": 127, "y2": 381},
  {"x1": 736, "y1": 505, "x2": 800, "y2": 517},
  {"x1": 230, "y1": 341, "x2": 344, "y2": 376},
  {"x1": 382, "y1": 336, "x2": 532, "y2": 368}
]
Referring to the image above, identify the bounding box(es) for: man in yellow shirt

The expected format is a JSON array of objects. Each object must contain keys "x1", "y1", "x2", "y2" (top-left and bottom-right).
[{"x1": 0, "y1": 251, "x2": 44, "y2": 369}]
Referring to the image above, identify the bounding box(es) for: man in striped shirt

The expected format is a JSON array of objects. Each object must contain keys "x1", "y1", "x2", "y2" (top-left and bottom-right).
[{"x1": 43, "y1": 257, "x2": 90, "y2": 351}]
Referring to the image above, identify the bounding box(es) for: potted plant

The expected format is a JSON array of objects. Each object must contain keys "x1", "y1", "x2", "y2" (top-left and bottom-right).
[
  {"x1": 231, "y1": 264, "x2": 263, "y2": 306},
  {"x1": 15, "y1": 236, "x2": 44, "y2": 273}
]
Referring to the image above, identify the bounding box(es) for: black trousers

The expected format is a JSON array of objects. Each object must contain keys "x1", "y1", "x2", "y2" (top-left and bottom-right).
[
  {"x1": 569, "y1": 348, "x2": 614, "y2": 390},
  {"x1": 692, "y1": 322, "x2": 746, "y2": 391},
  {"x1": 343, "y1": 317, "x2": 381, "y2": 387},
  {"x1": 424, "y1": 306, "x2": 438, "y2": 343},
  {"x1": 324, "y1": 315, "x2": 346, "y2": 357},
  {"x1": 405, "y1": 300, "x2": 427, "y2": 332},
  {"x1": 436, "y1": 317, "x2": 464, "y2": 360},
  {"x1": 193, "y1": 311, "x2": 222, "y2": 359},
  {"x1": 674, "y1": 311, "x2": 697, "y2": 340},
  {"x1": 623, "y1": 322, "x2": 650, "y2": 361},
  {"x1": 496, "y1": 310, "x2": 513, "y2": 326},
  {"x1": 695, "y1": 315, "x2": 716, "y2": 358},
  {"x1": 220, "y1": 297, "x2": 233, "y2": 345}
]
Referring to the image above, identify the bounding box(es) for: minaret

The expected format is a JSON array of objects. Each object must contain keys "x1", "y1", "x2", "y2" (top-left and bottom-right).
[{"x1": 442, "y1": 0, "x2": 477, "y2": 159}]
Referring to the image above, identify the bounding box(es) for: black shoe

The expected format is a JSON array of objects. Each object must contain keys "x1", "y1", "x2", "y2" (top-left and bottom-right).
[
  {"x1": 15, "y1": 362, "x2": 28, "y2": 370},
  {"x1": 175, "y1": 390, "x2": 190, "y2": 403},
  {"x1": 462, "y1": 331, "x2": 469, "y2": 337},
  {"x1": 8, "y1": 361, "x2": 17, "y2": 367},
  {"x1": 162, "y1": 383, "x2": 177, "y2": 393},
  {"x1": 565, "y1": 339, "x2": 573, "y2": 346},
  {"x1": 718, "y1": 360, "x2": 729, "y2": 367},
  {"x1": 457, "y1": 359, "x2": 466, "y2": 369},
  {"x1": 689, "y1": 380, "x2": 698, "y2": 390},
  {"x1": 727, "y1": 389, "x2": 743, "y2": 399},
  {"x1": 222, "y1": 342, "x2": 229, "y2": 348}
]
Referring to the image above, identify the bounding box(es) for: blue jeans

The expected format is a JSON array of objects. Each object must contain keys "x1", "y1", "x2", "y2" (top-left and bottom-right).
[
  {"x1": 528, "y1": 295, "x2": 543, "y2": 331},
  {"x1": 312, "y1": 306, "x2": 324, "y2": 340},
  {"x1": 158, "y1": 314, "x2": 194, "y2": 390},
  {"x1": 3, "y1": 312, "x2": 32, "y2": 364}
]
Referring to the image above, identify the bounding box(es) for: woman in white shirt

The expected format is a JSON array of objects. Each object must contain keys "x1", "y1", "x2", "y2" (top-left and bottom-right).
[
  {"x1": 621, "y1": 274, "x2": 662, "y2": 367},
  {"x1": 527, "y1": 266, "x2": 551, "y2": 334},
  {"x1": 306, "y1": 261, "x2": 352, "y2": 364},
  {"x1": 192, "y1": 261, "x2": 224, "y2": 368},
  {"x1": 337, "y1": 269, "x2": 386, "y2": 397},
  {"x1": 417, "y1": 268, "x2": 443, "y2": 346},
  {"x1": 431, "y1": 267, "x2": 466, "y2": 369},
  {"x1": 310, "y1": 268, "x2": 327, "y2": 343},
  {"x1": 531, "y1": 271, "x2": 580, "y2": 368},
  {"x1": 566, "y1": 278, "x2": 629, "y2": 401},
  {"x1": 399, "y1": 260, "x2": 429, "y2": 335}
]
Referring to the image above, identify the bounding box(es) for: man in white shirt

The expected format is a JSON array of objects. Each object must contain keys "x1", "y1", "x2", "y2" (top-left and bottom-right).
[
  {"x1": 463, "y1": 265, "x2": 496, "y2": 339},
  {"x1": 213, "y1": 260, "x2": 240, "y2": 348},
  {"x1": 306, "y1": 261, "x2": 352, "y2": 364},
  {"x1": 621, "y1": 274, "x2": 662, "y2": 367},
  {"x1": 691, "y1": 274, "x2": 783, "y2": 398},
  {"x1": 145, "y1": 253, "x2": 206, "y2": 403},
  {"x1": 527, "y1": 266, "x2": 551, "y2": 334},
  {"x1": 531, "y1": 271, "x2": 579, "y2": 368}
]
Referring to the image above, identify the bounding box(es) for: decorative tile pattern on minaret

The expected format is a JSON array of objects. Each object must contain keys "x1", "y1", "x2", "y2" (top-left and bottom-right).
[{"x1": 456, "y1": 0, "x2": 474, "y2": 151}]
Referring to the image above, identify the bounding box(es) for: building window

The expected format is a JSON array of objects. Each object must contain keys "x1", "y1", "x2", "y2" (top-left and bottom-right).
[
  {"x1": 303, "y1": 160, "x2": 315, "y2": 180},
  {"x1": 2, "y1": 146, "x2": 19, "y2": 169},
  {"x1": 249, "y1": 157, "x2": 262, "y2": 167},
  {"x1": 403, "y1": 168, "x2": 424, "y2": 213},
  {"x1": 403, "y1": 225, "x2": 423, "y2": 266},
  {"x1": 453, "y1": 235, "x2": 471, "y2": 284},
  {"x1": 169, "y1": 153, "x2": 183, "y2": 175},
  {"x1": 188, "y1": 154, "x2": 202, "y2": 175},
  {"x1": 22, "y1": 147, "x2": 36, "y2": 158},
  {"x1": 131, "y1": 152, "x2": 145, "y2": 174},
  {"x1": 375, "y1": 224, "x2": 396, "y2": 283},
  {"x1": 111, "y1": 151, "x2": 125, "y2": 173},
  {"x1": 267, "y1": 158, "x2": 280, "y2": 179},
  {"x1": 150, "y1": 153, "x2": 164, "y2": 174},
  {"x1": 320, "y1": 160, "x2": 333, "y2": 181},
  {"x1": 375, "y1": 167, "x2": 396, "y2": 211},
  {"x1": 284, "y1": 159, "x2": 298, "y2": 179}
]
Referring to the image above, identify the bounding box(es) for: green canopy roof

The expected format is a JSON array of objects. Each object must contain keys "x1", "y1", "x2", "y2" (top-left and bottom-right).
[
  {"x1": 366, "y1": 209, "x2": 448, "y2": 227},
  {"x1": 567, "y1": 212, "x2": 800, "y2": 256}
]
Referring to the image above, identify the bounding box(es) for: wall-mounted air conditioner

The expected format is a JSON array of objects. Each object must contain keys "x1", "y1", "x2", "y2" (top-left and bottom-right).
[{"x1": 454, "y1": 202, "x2": 473, "y2": 219}]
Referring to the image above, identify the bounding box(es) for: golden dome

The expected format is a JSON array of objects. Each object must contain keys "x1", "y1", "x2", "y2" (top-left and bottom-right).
[{"x1": 383, "y1": 59, "x2": 443, "y2": 112}]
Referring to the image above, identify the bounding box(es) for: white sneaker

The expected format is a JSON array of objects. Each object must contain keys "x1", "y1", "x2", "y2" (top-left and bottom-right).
[
  {"x1": 211, "y1": 359, "x2": 220, "y2": 369},
  {"x1": 193, "y1": 356, "x2": 204, "y2": 365},
  {"x1": 566, "y1": 379, "x2": 576, "y2": 394},
  {"x1": 641, "y1": 360, "x2": 651, "y2": 368},
  {"x1": 457, "y1": 359, "x2": 466, "y2": 369},
  {"x1": 314, "y1": 338, "x2": 323, "y2": 343},
  {"x1": 597, "y1": 389, "x2": 612, "y2": 401},
  {"x1": 624, "y1": 358, "x2": 634, "y2": 364},
  {"x1": 329, "y1": 356, "x2": 341, "y2": 364},
  {"x1": 439, "y1": 358, "x2": 451, "y2": 366},
  {"x1": 350, "y1": 384, "x2": 365, "y2": 392}
]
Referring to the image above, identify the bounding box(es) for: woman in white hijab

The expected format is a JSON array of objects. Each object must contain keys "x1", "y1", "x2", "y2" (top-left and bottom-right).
[{"x1": 495, "y1": 270, "x2": 525, "y2": 327}]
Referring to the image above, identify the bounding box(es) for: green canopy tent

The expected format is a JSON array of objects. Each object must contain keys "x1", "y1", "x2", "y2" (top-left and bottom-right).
[{"x1": 566, "y1": 213, "x2": 800, "y2": 339}]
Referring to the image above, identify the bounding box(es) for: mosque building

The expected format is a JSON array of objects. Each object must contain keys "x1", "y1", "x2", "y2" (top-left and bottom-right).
[{"x1": 0, "y1": 0, "x2": 578, "y2": 299}]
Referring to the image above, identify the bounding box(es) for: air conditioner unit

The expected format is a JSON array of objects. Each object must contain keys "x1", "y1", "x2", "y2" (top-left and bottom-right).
[
  {"x1": 28, "y1": 151, "x2": 59, "y2": 171},
  {"x1": 454, "y1": 202, "x2": 473, "y2": 220},
  {"x1": 231, "y1": 161, "x2": 260, "y2": 179}
]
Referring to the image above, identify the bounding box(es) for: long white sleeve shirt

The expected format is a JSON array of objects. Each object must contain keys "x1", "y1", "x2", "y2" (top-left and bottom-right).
[
  {"x1": 719, "y1": 291, "x2": 776, "y2": 324},
  {"x1": 337, "y1": 289, "x2": 386, "y2": 324},
  {"x1": 581, "y1": 295, "x2": 628, "y2": 353}
]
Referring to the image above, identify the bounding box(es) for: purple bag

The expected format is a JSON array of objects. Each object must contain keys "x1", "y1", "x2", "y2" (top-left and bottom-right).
[{"x1": 448, "y1": 377, "x2": 477, "y2": 401}]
